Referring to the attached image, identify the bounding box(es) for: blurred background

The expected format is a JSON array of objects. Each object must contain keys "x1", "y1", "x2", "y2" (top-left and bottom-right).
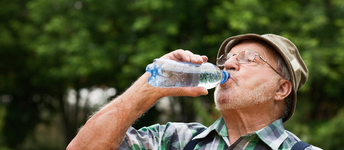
[{"x1": 1, "y1": 0, "x2": 344, "y2": 149}]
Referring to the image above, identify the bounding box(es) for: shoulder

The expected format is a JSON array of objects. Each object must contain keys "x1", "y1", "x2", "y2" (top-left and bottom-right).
[
  {"x1": 305, "y1": 145, "x2": 323, "y2": 150},
  {"x1": 284, "y1": 130, "x2": 322, "y2": 150}
]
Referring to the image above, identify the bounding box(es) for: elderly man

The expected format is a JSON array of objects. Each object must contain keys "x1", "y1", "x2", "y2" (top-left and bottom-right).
[{"x1": 67, "y1": 34, "x2": 321, "y2": 150}]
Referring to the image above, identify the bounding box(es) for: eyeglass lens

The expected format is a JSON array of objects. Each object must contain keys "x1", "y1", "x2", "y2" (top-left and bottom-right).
[
  {"x1": 238, "y1": 51, "x2": 255, "y2": 64},
  {"x1": 218, "y1": 50, "x2": 256, "y2": 65}
]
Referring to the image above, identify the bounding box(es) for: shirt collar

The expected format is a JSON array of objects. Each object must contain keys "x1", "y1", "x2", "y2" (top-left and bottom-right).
[
  {"x1": 193, "y1": 117, "x2": 227, "y2": 139},
  {"x1": 193, "y1": 117, "x2": 230, "y2": 146},
  {"x1": 254, "y1": 118, "x2": 288, "y2": 150},
  {"x1": 193, "y1": 118, "x2": 288, "y2": 150}
]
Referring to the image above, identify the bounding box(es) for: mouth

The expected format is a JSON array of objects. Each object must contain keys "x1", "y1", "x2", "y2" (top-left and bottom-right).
[{"x1": 222, "y1": 71, "x2": 237, "y2": 85}]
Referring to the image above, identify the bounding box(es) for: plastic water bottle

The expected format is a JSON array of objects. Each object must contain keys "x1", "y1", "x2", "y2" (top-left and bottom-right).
[{"x1": 146, "y1": 58, "x2": 230, "y2": 89}]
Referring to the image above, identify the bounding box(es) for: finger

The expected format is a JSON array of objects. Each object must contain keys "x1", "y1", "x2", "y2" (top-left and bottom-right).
[
  {"x1": 201, "y1": 56, "x2": 208, "y2": 62},
  {"x1": 160, "y1": 49, "x2": 188, "y2": 61},
  {"x1": 181, "y1": 87, "x2": 208, "y2": 97},
  {"x1": 160, "y1": 49, "x2": 207, "y2": 64},
  {"x1": 175, "y1": 50, "x2": 193, "y2": 62},
  {"x1": 190, "y1": 54, "x2": 208, "y2": 64},
  {"x1": 172, "y1": 50, "x2": 206, "y2": 64},
  {"x1": 165, "y1": 87, "x2": 208, "y2": 97},
  {"x1": 191, "y1": 54, "x2": 201, "y2": 64},
  {"x1": 162, "y1": 49, "x2": 193, "y2": 62}
]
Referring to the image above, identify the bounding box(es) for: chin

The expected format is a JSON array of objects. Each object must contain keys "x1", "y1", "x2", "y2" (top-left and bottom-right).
[
  {"x1": 214, "y1": 90, "x2": 239, "y2": 110},
  {"x1": 214, "y1": 99, "x2": 241, "y2": 110}
]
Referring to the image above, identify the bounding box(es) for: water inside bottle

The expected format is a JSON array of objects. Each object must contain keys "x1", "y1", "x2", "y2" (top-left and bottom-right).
[{"x1": 158, "y1": 69, "x2": 222, "y2": 89}]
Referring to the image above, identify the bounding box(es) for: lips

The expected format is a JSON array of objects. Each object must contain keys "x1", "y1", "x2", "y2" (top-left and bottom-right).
[{"x1": 223, "y1": 70, "x2": 237, "y2": 85}]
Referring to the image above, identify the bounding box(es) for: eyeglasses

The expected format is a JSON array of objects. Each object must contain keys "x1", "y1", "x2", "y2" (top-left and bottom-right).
[{"x1": 217, "y1": 50, "x2": 284, "y2": 78}]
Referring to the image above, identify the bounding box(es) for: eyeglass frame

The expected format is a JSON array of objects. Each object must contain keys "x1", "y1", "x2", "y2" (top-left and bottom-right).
[{"x1": 217, "y1": 50, "x2": 285, "y2": 79}]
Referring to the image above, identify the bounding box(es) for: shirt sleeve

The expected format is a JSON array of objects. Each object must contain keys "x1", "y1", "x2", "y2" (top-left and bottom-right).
[{"x1": 118, "y1": 122, "x2": 206, "y2": 150}]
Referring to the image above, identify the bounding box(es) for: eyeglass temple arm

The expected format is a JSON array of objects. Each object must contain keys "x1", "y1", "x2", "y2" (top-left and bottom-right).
[
  {"x1": 217, "y1": 54, "x2": 225, "y2": 61},
  {"x1": 258, "y1": 55, "x2": 285, "y2": 78}
]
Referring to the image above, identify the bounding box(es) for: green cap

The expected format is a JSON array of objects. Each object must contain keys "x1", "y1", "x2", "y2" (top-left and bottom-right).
[{"x1": 216, "y1": 33, "x2": 309, "y2": 122}]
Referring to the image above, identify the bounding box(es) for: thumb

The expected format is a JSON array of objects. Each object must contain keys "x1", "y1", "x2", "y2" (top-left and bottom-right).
[{"x1": 166, "y1": 87, "x2": 208, "y2": 97}]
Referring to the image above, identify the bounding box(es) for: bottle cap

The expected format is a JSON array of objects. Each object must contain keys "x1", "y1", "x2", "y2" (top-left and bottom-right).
[{"x1": 220, "y1": 70, "x2": 230, "y2": 84}]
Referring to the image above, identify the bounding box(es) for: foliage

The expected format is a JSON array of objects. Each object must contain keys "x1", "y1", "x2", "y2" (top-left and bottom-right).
[
  {"x1": 313, "y1": 109, "x2": 344, "y2": 149},
  {"x1": 1, "y1": 0, "x2": 344, "y2": 149}
]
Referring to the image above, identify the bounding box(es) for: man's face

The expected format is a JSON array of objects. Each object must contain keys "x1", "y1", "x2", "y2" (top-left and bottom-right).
[{"x1": 214, "y1": 40, "x2": 281, "y2": 110}]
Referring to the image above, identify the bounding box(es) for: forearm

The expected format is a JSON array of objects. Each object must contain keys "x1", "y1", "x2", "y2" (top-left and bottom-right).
[{"x1": 67, "y1": 73, "x2": 163, "y2": 150}]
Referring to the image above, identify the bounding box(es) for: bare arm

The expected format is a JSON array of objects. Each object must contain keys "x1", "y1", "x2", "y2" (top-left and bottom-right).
[{"x1": 66, "y1": 50, "x2": 208, "y2": 150}]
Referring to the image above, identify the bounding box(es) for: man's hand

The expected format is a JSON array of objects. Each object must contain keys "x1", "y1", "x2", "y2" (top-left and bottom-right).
[
  {"x1": 161, "y1": 49, "x2": 208, "y2": 64},
  {"x1": 159, "y1": 49, "x2": 209, "y2": 97}
]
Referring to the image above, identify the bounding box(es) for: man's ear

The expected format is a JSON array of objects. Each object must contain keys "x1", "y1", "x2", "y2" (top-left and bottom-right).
[{"x1": 275, "y1": 79, "x2": 292, "y2": 101}]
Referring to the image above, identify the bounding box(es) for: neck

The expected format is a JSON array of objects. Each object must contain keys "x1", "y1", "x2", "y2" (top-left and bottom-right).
[{"x1": 220, "y1": 102, "x2": 282, "y2": 144}]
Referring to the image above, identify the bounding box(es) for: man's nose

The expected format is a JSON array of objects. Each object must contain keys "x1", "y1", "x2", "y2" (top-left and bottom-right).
[{"x1": 223, "y1": 56, "x2": 240, "y2": 71}]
